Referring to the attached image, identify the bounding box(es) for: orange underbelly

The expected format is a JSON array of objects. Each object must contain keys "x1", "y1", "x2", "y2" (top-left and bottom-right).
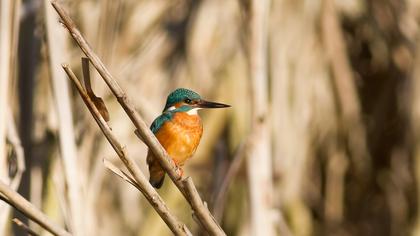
[{"x1": 155, "y1": 113, "x2": 203, "y2": 166}]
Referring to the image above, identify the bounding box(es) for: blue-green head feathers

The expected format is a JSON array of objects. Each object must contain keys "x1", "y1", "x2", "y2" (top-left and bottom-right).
[{"x1": 163, "y1": 88, "x2": 201, "y2": 111}]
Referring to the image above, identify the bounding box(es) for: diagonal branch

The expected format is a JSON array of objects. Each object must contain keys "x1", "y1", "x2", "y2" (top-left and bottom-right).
[
  {"x1": 62, "y1": 65, "x2": 191, "y2": 236},
  {"x1": 52, "y1": 1, "x2": 225, "y2": 235},
  {"x1": 0, "y1": 180, "x2": 71, "y2": 236}
]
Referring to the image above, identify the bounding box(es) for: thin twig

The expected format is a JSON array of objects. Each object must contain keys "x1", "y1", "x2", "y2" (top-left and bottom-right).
[
  {"x1": 62, "y1": 65, "x2": 192, "y2": 236},
  {"x1": 52, "y1": 1, "x2": 225, "y2": 235},
  {"x1": 0, "y1": 180, "x2": 71, "y2": 236},
  {"x1": 103, "y1": 158, "x2": 140, "y2": 190},
  {"x1": 212, "y1": 140, "x2": 247, "y2": 221},
  {"x1": 12, "y1": 218, "x2": 40, "y2": 236}
]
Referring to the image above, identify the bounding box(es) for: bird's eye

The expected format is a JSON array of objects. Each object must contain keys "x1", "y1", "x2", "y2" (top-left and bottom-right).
[{"x1": 185, "y1": 98, "x2": 192, "y2": 104}]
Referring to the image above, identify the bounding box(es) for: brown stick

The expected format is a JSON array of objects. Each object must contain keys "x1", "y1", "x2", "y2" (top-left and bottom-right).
[
  {"x1": 62, "y1": 65, "x2": 191, "y2": 236},
  {"x1": 0, "y1": 180, "x2": 71, "y2": 236},
  {"x1": 52, "y1": 1, "x2": 225, "y2": 235}
]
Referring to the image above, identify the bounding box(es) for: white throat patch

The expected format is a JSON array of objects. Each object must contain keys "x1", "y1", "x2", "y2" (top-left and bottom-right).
[
  {"x1": 186, "y1": 108, "x2": 201, "y2": 115},
  {"x1": 165, "y1": 106, "x2": 201, "y2": 115},
  {"x1": 167, "y1": 106, "x2": 176, "y2": 111}
]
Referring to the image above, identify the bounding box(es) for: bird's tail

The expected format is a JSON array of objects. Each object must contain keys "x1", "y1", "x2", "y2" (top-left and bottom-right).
[
  {"x1": 149, "y1": 171, "x2": 165, "y2": 188},
  {"x1": 148, "y1": 158, "x2": 166, "y2": 189}
]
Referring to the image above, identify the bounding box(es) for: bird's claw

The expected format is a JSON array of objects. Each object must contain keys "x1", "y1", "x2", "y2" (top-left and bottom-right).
[
  {"x1": 171, "y1": 160, "x2": 184, "y2": 180},
  {"x1": 175, "y1": 166, "x2": 184, "y2": 181}
]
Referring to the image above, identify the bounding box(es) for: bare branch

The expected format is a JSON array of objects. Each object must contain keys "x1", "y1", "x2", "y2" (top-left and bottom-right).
[
  {"x1": 52, "y1": 1, "x2": 225, "y2": 235},
  {"x1": 62, "y1": 64, "x2": 192, "y2": 236},
  {"x1": 0, "y1": 180, "x2": 72, "y2": 236}
]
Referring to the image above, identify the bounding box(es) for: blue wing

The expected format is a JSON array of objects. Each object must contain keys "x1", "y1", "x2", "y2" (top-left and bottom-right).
[{"x1": 150, "y1": 112, "x2": 173, "y2": 134}]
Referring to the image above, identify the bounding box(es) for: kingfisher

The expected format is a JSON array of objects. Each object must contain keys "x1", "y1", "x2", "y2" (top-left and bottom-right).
[{"x1": 147, "y1": 88, "x2": 230, "y2": 188}]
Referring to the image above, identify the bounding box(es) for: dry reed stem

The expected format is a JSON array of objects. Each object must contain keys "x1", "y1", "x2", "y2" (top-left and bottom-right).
[
  {"x1": 6, "y1": 106, "x2": 25, "y2": 191},
  {"x1": 325, "y1": 147, "x2": 348, "y2": 222},
  {"x1": 62, "y1": 65, "x2": 192, "y2": 236},
  {"x1": 0, "y1": 0, "x2": 14, "y2": 233},
  {"x1": 0, "y1": 0, "x2": 12, "y2": 184},
  {"x1": 44, "y1": 1, "x2": 85, "y2": 234},
  {"x1": 212, "y1": 139, "x2": 247, "y2": 221},
  {"x1": 12, "y1": 218, "x2": 40, "y2": 236},
  {"x1": 2, "y1": 108, "x2": 26, "y2": 233},
  {"x1": 247, "y1": 0, "x2": 275, "y2": 235},
  {"x1": 409, "y1": 35, "x2": 420, "y2": 236},
  {"x1": 0, "y1": 180, "x2": 71, "y2": 236},
  {"x1": 321, "y1": 0, "x2": 369, "y2": 172},
  {"x1": 8, "y1": 0, "x2": 21, "y2": 107},
  {"x1": 52, "y1": 1, "x2": 225, "y2": 235}
]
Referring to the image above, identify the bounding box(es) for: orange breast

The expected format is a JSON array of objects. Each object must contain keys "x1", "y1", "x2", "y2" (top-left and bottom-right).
[{"x1": 154, "y1": 112, "x2": 203, "y2": 166}]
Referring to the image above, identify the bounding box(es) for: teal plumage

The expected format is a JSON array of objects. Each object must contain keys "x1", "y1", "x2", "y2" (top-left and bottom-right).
[{"x1": 150, "y1": 112, "x2": 173, "y2": 134}]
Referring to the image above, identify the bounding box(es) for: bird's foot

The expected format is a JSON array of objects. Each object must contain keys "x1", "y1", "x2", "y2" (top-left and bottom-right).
[
  {"x1": 171, "y1": 160, "x2": 184, "y2": 180},
  {"x1": 175, "y1": 166, "x2": 184, "y2": 180}
]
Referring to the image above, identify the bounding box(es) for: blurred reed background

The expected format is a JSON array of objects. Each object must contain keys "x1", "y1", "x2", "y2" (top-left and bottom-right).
[{"x1": 1, "y1": 0, "x2": 420, "y2": 235}]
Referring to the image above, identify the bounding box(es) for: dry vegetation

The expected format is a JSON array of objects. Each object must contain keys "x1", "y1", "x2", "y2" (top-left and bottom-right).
[{"x1": 1, "y1": 0, "x2": 420, "y2": 235}]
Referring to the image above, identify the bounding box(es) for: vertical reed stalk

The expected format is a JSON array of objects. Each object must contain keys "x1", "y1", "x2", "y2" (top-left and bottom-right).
[
  {"x1": 44, "y1": 1, "x2": 85, "y2": 234},
  {"x1": 247, "y1": 0, "x2": 275, "y2": 235}
]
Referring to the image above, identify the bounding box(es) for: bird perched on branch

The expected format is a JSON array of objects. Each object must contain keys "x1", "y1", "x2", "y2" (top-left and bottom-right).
[{"x1": 147, "y1": 88, "x2": 230, "y2": 188}]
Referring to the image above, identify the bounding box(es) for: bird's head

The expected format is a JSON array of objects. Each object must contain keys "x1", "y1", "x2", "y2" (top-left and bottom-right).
[{"x1": 163, "y1": 88, "x2": 230, "y2": 113}]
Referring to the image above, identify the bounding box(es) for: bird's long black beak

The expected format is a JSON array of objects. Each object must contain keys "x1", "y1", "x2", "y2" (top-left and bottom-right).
[{"x1": 197, "y1": 100, "x2": 230, "y2": 109}]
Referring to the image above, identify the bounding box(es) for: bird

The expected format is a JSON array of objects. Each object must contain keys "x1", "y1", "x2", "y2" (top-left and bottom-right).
[{"x1": 147, "y1": 88, "x2": 230, "y2": 188}]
